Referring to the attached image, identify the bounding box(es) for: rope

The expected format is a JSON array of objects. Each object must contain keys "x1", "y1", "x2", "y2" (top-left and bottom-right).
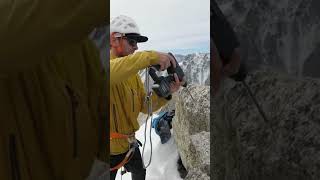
[
  {"x1": 141, "y1": 67, "x2": 153, "y2": 168},
  {"x1": 110, "y1": 147, "x2": 135, "y2": 171},
  {"x1": 121, "y1": 167, "x2": 123, "y2": 180}
]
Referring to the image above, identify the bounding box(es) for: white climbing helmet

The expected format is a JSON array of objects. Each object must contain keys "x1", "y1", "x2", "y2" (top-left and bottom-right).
[{"x1": 110, "y1": 15, "x2": 148, "y2": 42}]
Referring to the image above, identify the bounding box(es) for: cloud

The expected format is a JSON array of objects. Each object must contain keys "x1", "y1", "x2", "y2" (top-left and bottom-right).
[{"x1": 111, "y1": 0, "x2": 210, "y2": 53}]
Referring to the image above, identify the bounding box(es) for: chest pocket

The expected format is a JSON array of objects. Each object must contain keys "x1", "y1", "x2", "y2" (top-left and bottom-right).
[
  {"x1": 122, "y1": 77, "x2": 141, "y2": 115},
  {"x1": 130, "y1": 88, "x2": 140, "y2": 113}
]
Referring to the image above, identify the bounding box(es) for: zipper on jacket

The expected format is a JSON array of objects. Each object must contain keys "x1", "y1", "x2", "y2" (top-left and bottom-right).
[
  {"x1": 113, "y1": 104, "x2": 119, "y2": 132},
  {"x1": 131, "y1": 89, "x2": 135, "y2": 112},
  {"x1": 65, "y1": 85, "x2": 79, "y2": 158},
  {"x1": 8, "y1": 134, "x2": 21, "y2": 180}
]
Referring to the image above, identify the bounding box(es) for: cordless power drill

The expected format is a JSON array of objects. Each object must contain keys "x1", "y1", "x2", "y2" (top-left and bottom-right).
[{"x1": 148, "y1": 52, "x2": 187, "y2": 98}]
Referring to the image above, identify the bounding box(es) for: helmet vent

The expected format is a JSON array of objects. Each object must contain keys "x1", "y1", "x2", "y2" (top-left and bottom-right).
[{"x1": 128, "y1": 23, "x2": 136, "y2": 28}]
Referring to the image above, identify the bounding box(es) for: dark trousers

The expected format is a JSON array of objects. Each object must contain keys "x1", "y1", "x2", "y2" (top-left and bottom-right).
[{"x1": 110, "y1": 147, "x2": 146, "y2": 180}]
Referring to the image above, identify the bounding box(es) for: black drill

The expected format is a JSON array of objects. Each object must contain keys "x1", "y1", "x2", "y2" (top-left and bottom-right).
[{"x1": 149, "y1": 52, "x2": 187, "y2": 98}]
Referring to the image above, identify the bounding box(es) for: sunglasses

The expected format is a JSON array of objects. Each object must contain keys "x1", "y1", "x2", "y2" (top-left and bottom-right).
[
  {"x1": 114, "y1": 33, "x2": 139, "y2": 46},
  {"x1": 124, "y1": 37, "x2": 138, "y2": 46}
]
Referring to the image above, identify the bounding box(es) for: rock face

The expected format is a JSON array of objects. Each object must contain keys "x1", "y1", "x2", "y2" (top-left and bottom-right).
[
  {"x1": 216, "y1": 0, "x2": 320, "y2": 77},
  {"x1": 172, "y1": 85, "x2": 210, "y2": 178},
  {"x1": 212, "y1": 70, "x2": 320, "y2": 179},
  {"x1": 184, "y1": 168, "x2": 210, "y2": 180}
]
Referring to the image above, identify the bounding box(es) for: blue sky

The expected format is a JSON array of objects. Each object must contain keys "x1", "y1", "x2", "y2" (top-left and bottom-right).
[{"x1": 110, "y1": 0, "x2": 210, "y2": 55}]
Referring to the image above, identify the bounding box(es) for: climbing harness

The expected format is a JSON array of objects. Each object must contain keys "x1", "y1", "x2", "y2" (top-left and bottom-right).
[
  {"x1": 108, "y1": 132, "x2": 138, "y2": 172},
  {"x1": 110, "y1": 145, "x2": 135, "y2": 172},
  {"x1": 98, "y1": 132, "x2": 137, "y2": 178}
]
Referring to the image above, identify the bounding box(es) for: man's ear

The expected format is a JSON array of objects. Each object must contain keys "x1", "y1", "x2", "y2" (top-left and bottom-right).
[{"x1": 110, "y1": 32, "x2": 119, "y2": 47}]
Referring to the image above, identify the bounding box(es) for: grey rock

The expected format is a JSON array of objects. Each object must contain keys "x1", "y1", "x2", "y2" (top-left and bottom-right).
[
  {"x1": 190, "y1": 131, "x2": 210, "y2": 176},
  {"x1": 212, "y1": 70, "x2": 320, "y2": 179},
  {"x1": 184, "y1": 168, "x2": 210, "y2": 180},
  {"x1": 172, "y1": 85, "x2": 210, "y2": 177},
  {"x1": 216, "y1": 0, "x2": 320, "y2": 78}
]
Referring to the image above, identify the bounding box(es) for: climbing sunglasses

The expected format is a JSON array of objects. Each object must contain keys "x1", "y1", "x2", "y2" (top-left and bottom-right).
[
  {"x1": 124, "y1": 37, "x2": 138, "y2": 46},
  {"x1": 114, "y1": 33, "x2": 138, "y2": 46}
]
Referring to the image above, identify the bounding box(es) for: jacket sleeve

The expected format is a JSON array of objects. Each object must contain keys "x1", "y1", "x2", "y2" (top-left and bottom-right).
[
  {"x1": 136, "y1": 75, "x2": 169, "y2": 114},
  {"x1": 0, "y1": 0, "x2": 107, "y2": 72},
  {"x1": 110, "y1": 51, "x2": 159, "y2": 85}
]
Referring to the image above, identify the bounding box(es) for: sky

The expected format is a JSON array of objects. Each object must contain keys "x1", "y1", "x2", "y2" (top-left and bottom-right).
[
  {"x1": 110, "y1": 0, "x2": 210, "y2": 55},
  {"x1": 116, "y1": 115, "x2": 183, "y2": 180}
]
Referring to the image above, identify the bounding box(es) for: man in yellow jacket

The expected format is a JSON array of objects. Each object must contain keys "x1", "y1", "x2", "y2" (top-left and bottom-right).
[
  {"x1": 0, "y1": 1, "x2": 108, "y2": 179},
  {"x1": 110, "y1": 15, "x2": 183, "y2": 180}
]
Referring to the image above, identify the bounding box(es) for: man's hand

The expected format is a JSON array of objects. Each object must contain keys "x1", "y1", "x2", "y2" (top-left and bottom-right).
[
  {"x1": 169, "y1": 73, "x2": 185, "y2": 93},
  {"x1": 157, "y1": 52, "x2": 177, "y2": 71}
]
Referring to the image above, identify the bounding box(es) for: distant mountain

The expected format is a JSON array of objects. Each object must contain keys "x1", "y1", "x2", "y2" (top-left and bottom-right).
[
  {"x1": 178, "y1": 53, "x2": 210, "y2": 86},
  {"x1": 173, "y1": 54, "x2": 185, "y2": 63}
]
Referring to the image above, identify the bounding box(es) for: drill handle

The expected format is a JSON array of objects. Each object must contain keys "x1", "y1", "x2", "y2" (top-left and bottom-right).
[{"x1": 148, "y1": 67, "x2": 161, "y2": 83}]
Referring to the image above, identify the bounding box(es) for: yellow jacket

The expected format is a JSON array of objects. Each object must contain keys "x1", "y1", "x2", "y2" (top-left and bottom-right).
[
  {"x1": 0, "y1": 0, "x2": 107, "y2": 179},
  {"x1": 110, "y1": 51, "x2": 169, "y2": 155}
]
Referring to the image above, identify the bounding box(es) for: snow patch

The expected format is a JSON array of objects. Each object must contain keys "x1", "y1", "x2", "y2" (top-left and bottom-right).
[{"x1": 116, "y1": 115, "x2": 183, "y2": 180}]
